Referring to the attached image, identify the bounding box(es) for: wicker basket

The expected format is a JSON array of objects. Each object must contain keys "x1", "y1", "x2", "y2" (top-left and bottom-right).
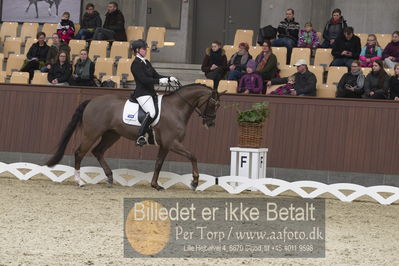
[{"x1": 238, "y1": 122, "x2": 263, "y2": 148}]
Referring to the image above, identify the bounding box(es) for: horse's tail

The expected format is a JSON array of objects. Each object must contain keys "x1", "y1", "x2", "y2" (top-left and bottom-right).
[{"x1": 45, "y1": 100, "x2": 91, "y2": 167}]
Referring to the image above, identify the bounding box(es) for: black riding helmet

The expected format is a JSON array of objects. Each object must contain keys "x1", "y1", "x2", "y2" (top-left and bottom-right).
[{"x1": 131, "y1": 39, "x2": 148, "y2": 54}]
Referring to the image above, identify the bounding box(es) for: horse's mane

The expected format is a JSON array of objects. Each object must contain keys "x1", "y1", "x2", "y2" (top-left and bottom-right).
[{"x1": 165, "y1": 83, "x2": 214, "y2": 96}]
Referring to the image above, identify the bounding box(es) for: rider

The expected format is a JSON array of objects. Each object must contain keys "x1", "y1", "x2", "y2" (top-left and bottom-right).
[{"x1": 131, "y1": 39, "x2": 178, "y2": 146}]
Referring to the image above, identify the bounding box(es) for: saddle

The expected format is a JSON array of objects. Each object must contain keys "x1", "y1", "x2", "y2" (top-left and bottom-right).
[{"x1": 128, "y1": 95, "x2": 159, "y2": 124}]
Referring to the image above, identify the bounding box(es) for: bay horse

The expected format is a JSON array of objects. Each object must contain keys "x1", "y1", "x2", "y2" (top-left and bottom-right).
[
  {"x1": 45, "y1": 84, "x2": 221, "y2": 191},
  {"x1": 26, "y1": 0, "x2": 61, "y2": 18}
]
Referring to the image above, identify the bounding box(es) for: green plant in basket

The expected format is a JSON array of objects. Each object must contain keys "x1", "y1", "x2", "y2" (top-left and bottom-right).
[{"x1": 235, "y1": 102, "x2": 269, "y2": 123}]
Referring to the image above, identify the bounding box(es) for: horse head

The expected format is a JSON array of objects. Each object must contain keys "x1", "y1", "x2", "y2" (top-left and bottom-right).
[{"x1": 199, "y1": 88, "x2": 222, "y2": 128}]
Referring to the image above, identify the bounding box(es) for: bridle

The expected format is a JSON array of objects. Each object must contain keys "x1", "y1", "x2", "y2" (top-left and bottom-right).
[{"x1": 164, "y1": 81, "x2": 218, "y2": 120}]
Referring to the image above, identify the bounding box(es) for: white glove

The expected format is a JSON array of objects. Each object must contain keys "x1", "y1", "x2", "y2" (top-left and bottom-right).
[
  {"x1": 159, "y1": 77, "x2": 169, "y2": 85},
  {"x1": 169, "y1": 76, "x2": 179, "y2": 83}
]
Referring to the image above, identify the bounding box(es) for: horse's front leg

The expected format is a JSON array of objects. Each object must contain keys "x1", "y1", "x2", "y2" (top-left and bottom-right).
[
  {"x1": 151, "y1": 147, "x2": 169, "y2": 191},
  {"x1": 170, "y1": 141, "x2": 199, "y2": 191}
]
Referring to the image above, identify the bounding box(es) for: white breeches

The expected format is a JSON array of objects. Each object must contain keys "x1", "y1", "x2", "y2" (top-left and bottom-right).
[{"x1": 136, "y1": 95, "x2": 156, "y2": 118}]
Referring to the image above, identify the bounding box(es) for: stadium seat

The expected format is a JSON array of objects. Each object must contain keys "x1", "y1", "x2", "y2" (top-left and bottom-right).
[
  {"x1": 127, "y1": 26, "x2": 144, "y2": 42},
  {"x1": 291, "y1": 48, "x2": 311, "y2": 65},
  {"x1": 41, "y1": 23, "x2": 58, "y2": 40},
  {"x1": 0, "y1": 53, "x2": 4, "y2": 71},
  {"x1": 3, "y1": 37, "x2": 22, "y2": 58},
  {"x1": 317, "y1": 84, "x2": 336, "y2": 98},
  {"x1": 24, "y1": 38, "x2": 38, "y2": 54},
  {"x1": 20, "y1": 23, "x2": 39, "y2": 41},
  {"x1": 0, "y1": 22, "x2": 18, "y2": 42},
  {"x1": 0, "y1": 74, "x2": 5, "y2": 83},
  {"x1": 10, "y1": 72, "x2": 29, "y2": 84},
  {"x1": 46, "y1": 38, "x2": 54, "y2": 47},
  {"x1": 146, "y1": 27, "x2": 166, "y2": 49},
  {"x1": 223, "y1": 45, "x2": 236, "y2": 61},
  {"x1": 116, "y1": 58, "x2": 134, "y2": 84},
  {"x1": 314, "y1": 48, "x2": 333, "y2": 69},
  {"x1": 195, "y1": 79, "x2": 214, "y2": 88},
  {"x1": 6, "y1": 54, "x2": 25, "y2": 76},
  {"x1": 69, "y1": 40, "x2": 87, "y2": 59},
  {"x1": 88, "y1": 40, "x2": 108, "y2": 60},
  {"x1": 110, "y1": 41, "x2": 130, "y2": 60},
  {"x1": 94, "y1": 57, "x2": 114, "y2": 78},
  {"x1": 308, "y1": 65, "x2": 324, "y2": 85},
  {"x1": 272, "y1": 47, "x2": 287, "y2": 66},
  {"x1": 376, "y1": 34, "x2": 391, "y2": 49},
  {"x1": 361, "y1": 67, "x2": 372, "y2": 76},
  {"x1": 385, "y1": 68, "x2": 394, "y2": 76},
  {"x1": 74, "y1": 24, "x2": 80, "y2": 34},
  {"x1": 249, "y1": 46, "x2": 262, "y2": 58},
  {"x1": 355, "y1": 33, "x2": 368, "y2": 47},
  {"x1": 217, "y1": 80, "x2": 237, "y2": 93},
  {"x1": 233, "y1": 29, "x2": 253, "y2": 47},
  {"x1": 31, "y1": 72, "x2": 49, "y2": 85},
  {"x1": 326, "y1": 66, "x2": 348, "y2": 85},
  {"x1": 279, "y1": 65, "x2": 297, "y2": 77},
  {"x1": 102, "y1": 75, "x2": 120, "y2": 88}
]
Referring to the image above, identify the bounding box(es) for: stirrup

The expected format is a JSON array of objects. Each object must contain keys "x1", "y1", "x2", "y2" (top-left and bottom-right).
[{"x1": 136, "y1": 135, "x2": 147, "y2": 146}]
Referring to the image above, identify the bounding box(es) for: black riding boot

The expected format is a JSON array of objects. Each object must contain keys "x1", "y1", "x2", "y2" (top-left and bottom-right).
[{"x1": 136, "y1": 113, "x2": 152, "y2": 146}]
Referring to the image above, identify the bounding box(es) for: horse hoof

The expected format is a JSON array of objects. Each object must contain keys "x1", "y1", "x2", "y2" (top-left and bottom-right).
[
  {"x1": 107, "y1": 183, "x2": 113, "y2": 188},
  {"x1": 190, "y1": 181, "x2": 198, "y2": 191},
  {"x1": 79, "y1": 184, "x2": 85, "y2": 188},
  {"x1": 152, "y1": 184, "x2": 164, "y2": 191}
]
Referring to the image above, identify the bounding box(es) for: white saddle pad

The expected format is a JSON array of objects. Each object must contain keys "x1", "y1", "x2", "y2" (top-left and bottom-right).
[{"x1": 122, "y1": 95, "x2": 163, "y2": 126}]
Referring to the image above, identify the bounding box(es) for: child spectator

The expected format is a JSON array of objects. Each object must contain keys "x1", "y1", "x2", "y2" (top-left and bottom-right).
[
  {"x1": 237, "y1": 60, "x2": 263, "y2": 94},
  {"x1": 359, "y1": 34, "x2": 382, "y2": 67},
  {"x1": 298, "y1": 22, "x2": 320, "y2": 49},
  {"x1": 268, "y1": 75, "x2": 295, "y2": 95},
  {"x1": 57, "y1": 12, "x2": 75, "y2": 44}
]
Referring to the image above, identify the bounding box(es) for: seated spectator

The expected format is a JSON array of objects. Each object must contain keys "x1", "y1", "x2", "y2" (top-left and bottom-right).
[
  {"x1": 201, "y1": 41, "x2": 227, "y2": 89},
  {"x1": 320, "y1": 8, "x2": 347, "y2": 48},
  {"x1": 21, "y1": 31, "x2": 49, "y2": 81},
  {"x1": 75, "y1": 3, "x2": 102, "y2": 40},
  {"x1": 48, "y1": 51, "x2": 72, "y2": 85},
  {"x1": 363, "y1": 59, "x2": 389, "y2": 99},
  {"x1": 69, "y1": 49, "x2": 95, "y2": 87},
  {"x1": 298, "y1": 22, "x2": 320, "y2": 49},
  {"x1": 57, "y1": 12, "x2": 75, "y2": 44},
  {"x1": 255, "y1": 40, "x2": 278, "y2": 83},
  {"x1": 382, "y1": 31, "x2": 399, "y2": 69},
  {"x1": 271, "y1": 8, "x2": 300, "y2": 64},
  {"x1": 336, "y1": 60, "x2": 365, "y2": 98},
  {"x1": 42, "y1": 33, "x2": 70, "y2": 73},
  {"x1": 92, "y1": 1, "x2": 127, "y2": 41},
  {"x1": 331, "y1": 27, "x2": 361, "y2": 69},
  {"x1": 388, "y1": 63, "x2": 399, "y2": 100},
  {"x1": 227, "y1": 42, "x2": 252, "y2": 81},
  {"x1": 237, "y1": 60, "x2": 263, "y2": 94},
  {"x1": 267, "y1": 75, "x2": 295, "y2": 95},
  {"x1": 359, "y1": 34, "x2": 382, "y2": 67},
  {"x1": 267, "y1": 59, "x2": 317, "y2": 96}
]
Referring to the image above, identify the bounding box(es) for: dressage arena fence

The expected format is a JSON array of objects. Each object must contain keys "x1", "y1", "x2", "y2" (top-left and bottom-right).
[{"x1": 1, "y1": 162, "x2": 399, "y2": 205}]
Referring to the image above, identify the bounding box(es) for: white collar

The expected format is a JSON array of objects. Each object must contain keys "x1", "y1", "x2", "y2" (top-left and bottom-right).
[{"x1": 136, "y1": 54, "x2": 147, "y2": 64}]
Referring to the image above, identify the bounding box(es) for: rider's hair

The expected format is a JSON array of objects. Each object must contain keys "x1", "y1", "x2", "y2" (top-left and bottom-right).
[
  {"x1": 36, "y1": 31, "x2": 46, "y2": 39},
  {"x1": 85, "y1": 3, "x2": 95, "y2": 9},
  {"x1": 109, "y1": 1, "x2": 118, "y2": 8}
]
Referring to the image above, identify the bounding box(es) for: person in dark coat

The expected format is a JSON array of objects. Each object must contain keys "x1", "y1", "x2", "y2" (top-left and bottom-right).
[
  {"x1": 130, "y1": 39, "x2": 178, "y2": 146},
  {"x1": 21, "y1": 31, "x2": 49, "y2": 81},
  {"x1": 92, "y1": 1, "x2": 127, "y2": 41},
  {"x1": 320, "y1": 8, "x2": 347, "y2": 48},
  {"x1": 389, "y1": 63, "x2": 399, "y2": 100},
  {"x1": 331, "y1": 27, "x2": 361, "y2": 69},
  {"x1": 382, "y1": 31, "x2": 399, "y2": 69},
  {"x1": 41, "y1": 33, "x2": 70, "y2": 73},
  {"x1": 271, "y1": 8, "x2": 300, "y2": 64},
  {"x1": 336, "y1": 60, "x2": 365, "y2": 98},
  {"x1": 362, "y1": 59, "x2": 390, "y2": 99},
  {"x1": 201, "y1": 40, "x2": 227, "y2": 89},
  {"x1": 75, "y1": 3, "x2": 102, "y2": 40},
  {"x1": 48, "y1": 51, "x2": 72, "y2": 85},
  {"x1": 255, "y1": 40, "x2": 278, "y2": 83},
  {"x1": 226, "y1": 42, "x2": 252, "y2": 81},
  {"x1": 267, "y1": 59, "x2": 317, "y2": 96},
  {"x1": 69, "y1": 49, "x2": 95, "y2": 87}
]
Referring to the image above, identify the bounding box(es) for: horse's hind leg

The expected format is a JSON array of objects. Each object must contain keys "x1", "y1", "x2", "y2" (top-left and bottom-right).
[
  {"x1": 170, "y1": 141, "x2": 199, "y2": 191},
  {"x1": 91, "y1": 131, "x2": 120, "y2": 188},
  {"x1": 74, "y1": 135, "x2": 99, "y2": 187}
]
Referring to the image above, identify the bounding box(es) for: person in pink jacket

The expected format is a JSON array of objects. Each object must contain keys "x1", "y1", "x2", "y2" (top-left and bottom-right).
[
  {"x1": 57, "y1": 12, "x2": 75, "y2": 44},
  {"x1": 359, "y1": 34, "x2": 382, "y2": 67},
  {"x1": 237, "y1": 59, "x2": 263, "y2": 94}
]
